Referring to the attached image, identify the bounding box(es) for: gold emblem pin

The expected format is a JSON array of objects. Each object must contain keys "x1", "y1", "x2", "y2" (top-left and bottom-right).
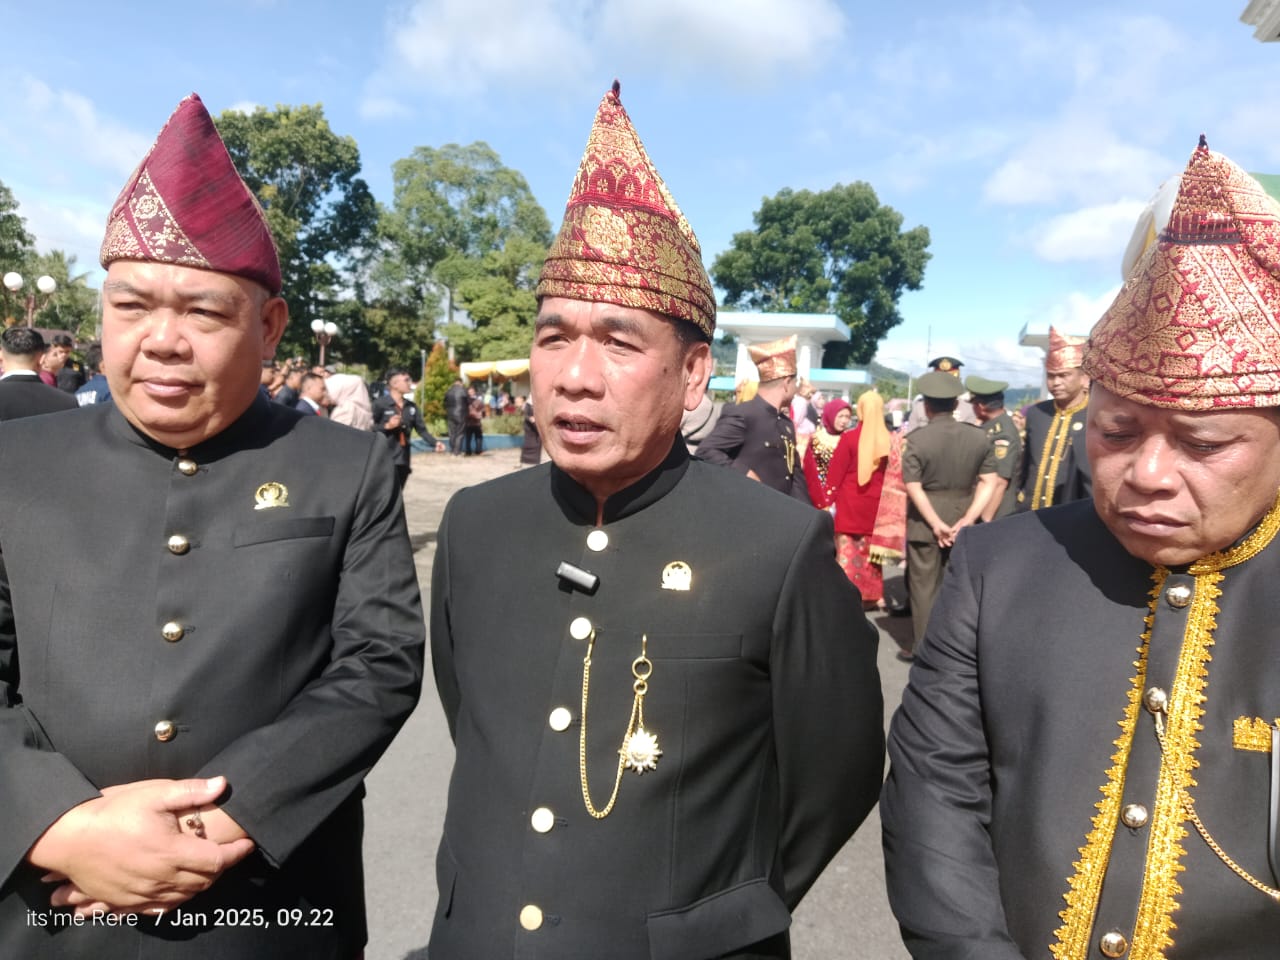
[
  {"x1": 661, "y1": 561, "x2": 692, "y2": 592},
  {"x1": 1233, "y1": 716, "x2": 1280, "y2": 752},
  {"x1": 254, "y1": 482, "x2": 290, "y2": 510}
]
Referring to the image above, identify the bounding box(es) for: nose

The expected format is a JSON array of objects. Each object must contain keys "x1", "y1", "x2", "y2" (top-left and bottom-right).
[
  {"x1": 553, "y1": 337, "x2": 606, "y2": 397},
  {"x1": 1125, "y1": 435, "x2": 1179, "y2": 494},
  {"x1": 139, "y1": 310, "x2": 191, "y2": 359}
]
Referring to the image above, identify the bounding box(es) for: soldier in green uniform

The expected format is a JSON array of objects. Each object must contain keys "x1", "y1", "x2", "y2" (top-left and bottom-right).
[
  {"x1": 900, "y1": 371, "x2": 998, "y2": 657},
  {"x1": 884, "y1": 139, "x2": 1280, "y2": 959},
  {"x1": 965, "y1": 375, "x2": 1021, "y2": 521}
]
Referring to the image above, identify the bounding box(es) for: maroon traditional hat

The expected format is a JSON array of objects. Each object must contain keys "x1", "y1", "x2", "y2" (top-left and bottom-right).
[
  {"x1": 1044, "y1": 326, "x2": 1086, "y2": 373},
  {"x1": 100, "y1": 94, "x2": 281, "y2": 295},
  {"x1": 535, "y1": 81, "x2": 715, "y2": 339},
  {"x1": 1083, "y1": 136, "x2": 1280, "y2": 409}
]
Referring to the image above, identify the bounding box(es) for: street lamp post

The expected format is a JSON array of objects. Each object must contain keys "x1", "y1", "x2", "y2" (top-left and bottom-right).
[
  {"x1": 2, "y1": 272, "x2": 57, "y2": 327},
  {"x1": 310, "y1": 318, "x2": 339, "y2": 367}
]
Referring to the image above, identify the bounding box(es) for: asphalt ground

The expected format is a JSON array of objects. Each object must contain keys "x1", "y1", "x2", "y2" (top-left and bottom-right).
[{"x1": 363, "y1": 448, "x2": 913, "y2": 960}]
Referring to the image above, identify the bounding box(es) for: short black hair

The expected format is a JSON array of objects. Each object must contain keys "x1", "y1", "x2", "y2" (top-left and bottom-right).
[
  {"x1": 972, "y1": 392, "x2": 1006, "y2": 411},
  {"x1": 1, "y1": 327, "x2": 47, "y2": 356},
  {"x1": 83, "y1": 342, "x2": 103, "y2": 374},
  {"x1": 924, "y1": 396, "x2": 959, "y2": 415},
  {"x1": 50, "y1": 333, "x2": 74, "y2": 349},
  {"x1": 385, "y1": 367, "x2": 410, "y2": 381},
  {"x1": 671, "y1": 318, "x2": 711, "y2": 352},
  {"x1": 300, "y1": 372, "x2": 324, "y2": 390}
]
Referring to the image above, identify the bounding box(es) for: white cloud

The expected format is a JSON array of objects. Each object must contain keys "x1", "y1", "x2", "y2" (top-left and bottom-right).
[
  {"x1": 3, "y1": 74, "x2": 152, "y2": 179},
  {"x1": 983, "y1": 115, "x2": 1172, "y2": 208},
  {"x1": 358, "y1": 96, "x2": 412, "y2": 121},
  {"x1": 1032, "y1": 199, "x2": 1147, "y2": 264},
  {"x1": 364, "y1": 0, "x2": 846, "y2": 106},
  {"x1": 227, "y1": 101, "x2": 263, "y2": 116},
  {"x1": 597, "y1": 0, "x2": 846, "y2": 83},
  {"x1": 1043, "y1": 286, "x2": 1121, "y2": 336},
  {"x1": 874, "y1": 337, "x2": 1048, "y2": 388}
]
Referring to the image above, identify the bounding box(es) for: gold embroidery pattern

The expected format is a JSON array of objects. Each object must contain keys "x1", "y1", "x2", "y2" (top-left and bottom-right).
[
  {"x1": 1029, "y1": 395, "x2": 1088, "y2": 510},
  {"x1": 535, "y1": 85, "x2": 715, "y2": 338},
  {"x1": 1082, "y1": 142, "x2": 1280, "y2": 410},
  {"x1": 100, "y1": 171, "x2": 209, "y2": 269},
  {"x1": 1052, "y1": 492, "x2": 1280, "y2": 960},
  {"x1": 1051, "y1": 573, "x2": 1161, "y2": 960},
  {"x1": 1233, "y1": 717, "x2": 1279, "y2": 752}
]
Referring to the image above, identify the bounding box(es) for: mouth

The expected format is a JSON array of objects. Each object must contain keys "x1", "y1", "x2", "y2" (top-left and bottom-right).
[
  {"x1": 553, "y1": 414, "x2": 607, "y2": 443},
  {"x1": 141, "y1": 379, "x2": 198, "y2": 399},
  {"x1": 1116, "y1": 510, "x2": 1189, "y2": 536}
]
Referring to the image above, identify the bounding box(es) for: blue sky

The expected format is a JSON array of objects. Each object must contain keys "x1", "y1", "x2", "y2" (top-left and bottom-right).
[{"x1": 1, "y1": 1, "x2": 1276, "y2": 386}]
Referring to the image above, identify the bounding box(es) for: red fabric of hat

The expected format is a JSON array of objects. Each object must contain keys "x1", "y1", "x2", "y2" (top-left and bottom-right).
[
  {"x1": 100, "y1": 94, "x2": 281, "y2": 295},
  {"x1": 1083, "y1": 137, "x2": 1280, "y2": 409},
  {"x1": 535, "y1": 81, "x2": 715, "y2": 339}
]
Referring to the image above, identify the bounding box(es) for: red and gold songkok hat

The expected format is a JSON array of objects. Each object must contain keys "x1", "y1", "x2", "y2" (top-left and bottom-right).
[
  {"x1": 749, "y1": 335, "x2": 798, "y2": 381},
  {"x1": 535, "y1": 81, "x2": 715, "y2": 340},
  {"x1": 1083, "y1": 136, "x2": 1280, "y2": 409},
  {"x1": 100, "y1": 93, "x2": 282, "y2": 295},
  {"x1": 1044, "y1": 326, "x2": 1086, "y2": 373}
]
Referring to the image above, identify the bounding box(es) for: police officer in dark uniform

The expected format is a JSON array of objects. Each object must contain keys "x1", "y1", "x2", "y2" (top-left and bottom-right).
[
  {"x1": 965, "y1": 374, "x2": 1021, "y2": 521},
  {"x1": 900, "y1": 371, "x2": 998, "y2": 657},
  {"x1": 0, "y1": 94, "x2": 424, "y2": 960},
  {"x1": 695, "y1": 334, "x2": 811, "y2": 504},
  {"x1": 429, "y1": 83, "x2": 883, "y2": 960},
  {"x1": 372, "y1": 367, "x2": 445, "y2": 489}
]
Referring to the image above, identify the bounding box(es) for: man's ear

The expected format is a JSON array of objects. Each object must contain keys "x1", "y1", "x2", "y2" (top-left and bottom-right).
[
  {"x1": 682, "y1": 341, "x2": 712, "y2": 412},
  {"x1": 260, "y1": 297, "x2": 289, "y2": 357}
]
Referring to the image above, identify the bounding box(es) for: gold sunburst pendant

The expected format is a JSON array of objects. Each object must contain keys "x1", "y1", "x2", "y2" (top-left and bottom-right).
[{"x1": 621, "y1": 726, "x2": 662, "y2": 774}]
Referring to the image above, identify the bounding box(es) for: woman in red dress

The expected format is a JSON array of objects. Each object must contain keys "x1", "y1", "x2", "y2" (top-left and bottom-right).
[{"x1": 806, "y1": 391, "x2": 892, "y2": 607}]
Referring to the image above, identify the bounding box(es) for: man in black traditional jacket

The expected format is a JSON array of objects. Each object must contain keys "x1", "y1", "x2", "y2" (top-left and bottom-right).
[
  {"x1": 696, "y1": 334, "x2": 811, "y2": 504},
  {"x1": 883, "y1": 138, "x2": 1280, "y2": 960},
  {"x1": 0, "y1": 93, "x2": 424, "y2": 960},
  {"x1": 429, "y1": 82, "x2": 884, "y2": 960}
]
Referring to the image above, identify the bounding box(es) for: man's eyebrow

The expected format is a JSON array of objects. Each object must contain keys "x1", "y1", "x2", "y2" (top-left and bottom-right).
[
  {"x1": 596, "y1": 315, "x2": 644, "y2": 338},
  {"x1": 101, "y1": 280, "x2": 240, "y2": 308},
  {"x1": 533, "y1": 314, "x2": 564, "y2": 332}
]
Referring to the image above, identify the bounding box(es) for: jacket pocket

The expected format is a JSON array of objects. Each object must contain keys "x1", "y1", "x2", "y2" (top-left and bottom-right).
[
  {"x1": 233, "y1": 516, "x2": 336, "y2": 548},
  {"x1": 647, "y1": 878, "x2": 790, "y2": 960}
]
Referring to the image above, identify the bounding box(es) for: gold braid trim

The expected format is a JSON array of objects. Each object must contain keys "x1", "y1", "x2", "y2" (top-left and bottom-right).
[
  {"x1": 1051, "y1": 490, "x2": 1280, "y2": 960},
  {"x1": 1051, "y1": 573, "x2": 1162, "y2": 960},
  {"x1": 1030, "y1": 395, "x2": 1088, "y2": 510}
]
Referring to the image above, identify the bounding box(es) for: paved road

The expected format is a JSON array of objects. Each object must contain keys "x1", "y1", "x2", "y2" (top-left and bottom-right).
[{"x1": 363, "y1": 449, "x2": 914, "y2": 960}]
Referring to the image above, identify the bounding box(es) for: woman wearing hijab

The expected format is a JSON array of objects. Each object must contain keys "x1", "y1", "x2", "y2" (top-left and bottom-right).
[
  {"x1": 821, "y1": 391, "x2": 893, "y2": 608},
  {"x1": 325, "y1": 373, "x2": 374, "y2": 431},
  {"x1": 802, "y1": 396, "x2": 852, "y2": 502}
]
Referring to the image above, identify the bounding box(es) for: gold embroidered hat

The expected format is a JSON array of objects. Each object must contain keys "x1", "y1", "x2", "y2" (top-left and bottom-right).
[
  {"x1": 1044, "y1": 326, "x2": 1086, "y2": 373},
  {"x1": 100, "y1": 93, "x2": 282, "y2": 295},
  {"x1": 1083, "y1": 136, "x2": 1280, "y2": 409},
  {"x1": 748, "y1": 335, "x2": 798, "y2": 381},
  {"x1": 535, "y1": 81, "x2": 715, "y2": 340}
]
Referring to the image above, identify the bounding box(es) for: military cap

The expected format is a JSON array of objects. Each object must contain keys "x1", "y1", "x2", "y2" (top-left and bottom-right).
[
  {"x1": 964, "y1": 375, "x2": 1009, "y2": 398},
  {"x1": 928, "y1": 356, "x2": 963, "y2": 373},
  {"x1": 917, "y1": 371, "x2": 966, "y2": 399}
]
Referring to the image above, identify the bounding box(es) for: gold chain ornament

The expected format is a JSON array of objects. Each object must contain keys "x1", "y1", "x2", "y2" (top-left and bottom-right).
[
  {"x1": 1151, "y1": 705, "x2": 1280, "y2": 902},
  {"x1": 579, "y1": 631, "x2": 662, "y2": 819}
]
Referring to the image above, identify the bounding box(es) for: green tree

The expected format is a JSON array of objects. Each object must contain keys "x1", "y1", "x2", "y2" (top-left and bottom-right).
[
  {"x1": 712, "y1": 184, "x2": 931, "y2": 366},
  {"x1": 25, "y1": 251, "x2": 99, "y2": 338},
  {"x1": 376, "y1": 142, "x2": 551, "y2": 362},
  {"x1": 417, "y1": 340, "x2": 457, "y2": 420},
  {"x1": 0, "y1": 180, "x2": 37, "y2": 325},
  {"x1": 214, "y1": 104, "x2": 378, "y2": 361}
]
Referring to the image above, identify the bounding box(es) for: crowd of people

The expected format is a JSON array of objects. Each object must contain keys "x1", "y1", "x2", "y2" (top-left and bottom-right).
[{"x1": 3, "y1": 83, "x2": 1280, "y2": 960}]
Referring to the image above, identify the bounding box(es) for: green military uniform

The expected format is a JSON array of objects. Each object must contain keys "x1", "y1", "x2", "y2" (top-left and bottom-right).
[
  {"x1": 965, "y1": 377, "x2": 1021, "y2": 522},
  {"x1": 900, "y1": 373, "x2": 996, "y2": 651}
]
